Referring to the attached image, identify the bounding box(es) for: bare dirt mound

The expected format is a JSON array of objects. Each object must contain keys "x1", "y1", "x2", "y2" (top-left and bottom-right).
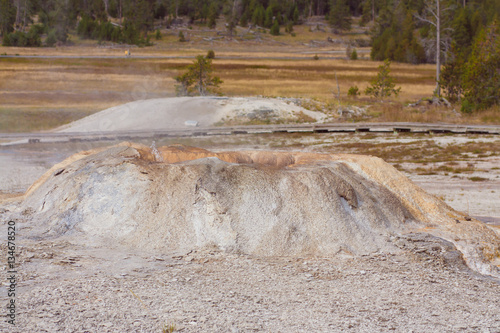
[
  {"x1": 17, "y1": 143, "x2": 500, "y2": 278},
  {"x1": 55, "y1": 97, "x2": 326, "y2": 133}
]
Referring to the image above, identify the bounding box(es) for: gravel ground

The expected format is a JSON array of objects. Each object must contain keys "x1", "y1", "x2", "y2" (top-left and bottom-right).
[
  {"x1": 1, "y1": 236, "x2": 499, "y2": 333},
  {"x1": 1, "y1": 134, "x2": 499, "y2": 333}
]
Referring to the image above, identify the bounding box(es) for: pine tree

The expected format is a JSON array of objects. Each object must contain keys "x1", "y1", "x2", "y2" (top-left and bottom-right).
[
  {"x1": 452, "y1": 7, "x2": 473, "y2": 57},
  {"x1": 365, "y1": 59, "x2": 401, "y2": 99},
  {"x1": 293, "y1": 6, "x2": 299, "y2": 24},
  {"x1": 440, "y1": 46, "x2": 465, "y2": 103},
  {"x1": 175, "y1": 71, "x2": 193, "y2": 97},
  {"x1": 328, "y1": 0, "x2": 351, "y2": 33},
  {"x1": 270, "y1": 19, "x2": 280, "y2": 35},
  {"x1": 207, "y1": 2, "x2": 218, "y2": 29},
  {"x1": 129, "y1": 0, "x2": 153, "y2": 38},
  {"x1": 350, "y1": 48, "x2": 358, "y2": 60},
  {"x1": 460, "y1": 21, "x2": 500, "y2": 112},
  {"x1": 240, "y1": 9, "x2": 249, "y2": 27},
  {"x1": 175, "y1": 55, "x2": 223, "y2": 96},
  {"x1": 252, "y1": 5, "x2": 265, "y2": 27},
  {"x1": 441, "y1": 9, "x2": 476, "y2": 104},
  {"x1": 264, "y1": 6, "x2": 273, "y2": 28},
  {"x1": 0, "y1": 0, "x2": 15, "y2": 36}
]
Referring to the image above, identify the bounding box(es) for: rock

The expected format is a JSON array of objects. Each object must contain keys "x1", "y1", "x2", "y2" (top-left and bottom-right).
[
  {"x1": 337, "y1": 106, "x2": 367, "y2": 118},
  {"x1": 408, "y1": 97, "x2": 452, "y2": 108},
  {"x1": 16, "y1": 142, "x2": 500, "y2": 278}
]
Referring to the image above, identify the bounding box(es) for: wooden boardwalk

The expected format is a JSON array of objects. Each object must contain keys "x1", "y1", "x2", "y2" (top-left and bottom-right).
[{"x1": 1, "y1": 122, "x2": 498, "y2": 145}]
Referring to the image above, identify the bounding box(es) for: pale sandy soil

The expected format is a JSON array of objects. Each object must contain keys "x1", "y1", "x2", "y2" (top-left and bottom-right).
[
  {"x1": 0, "y1": 237, "x2": 499, "y2": 333},
  {"x1": 409, "y1": 167, "x2": 500, "y2": 223}
]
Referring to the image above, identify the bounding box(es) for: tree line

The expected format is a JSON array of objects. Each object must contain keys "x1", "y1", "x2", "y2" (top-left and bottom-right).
[{"x1": 1, "y1": 1, "x2": 496, "y2": 58}]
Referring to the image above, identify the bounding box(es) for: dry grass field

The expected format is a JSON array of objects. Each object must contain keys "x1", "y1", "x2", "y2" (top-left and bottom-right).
[
  {"x1": 1, "y1": 20, "x2": 499, "y2": 132},
  {"x1": 0, "y1": 54, "x2": 433, "y2": 132}
]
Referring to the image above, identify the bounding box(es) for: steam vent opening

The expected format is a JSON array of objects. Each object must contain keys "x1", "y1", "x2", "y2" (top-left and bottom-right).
[{"x1": 19, "y1": 142, "x2": 500, "y2": 278}]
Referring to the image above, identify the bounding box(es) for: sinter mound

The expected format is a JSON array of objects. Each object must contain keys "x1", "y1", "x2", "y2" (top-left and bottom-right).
[
  {"x1": 19, "y1": 143, "x2": 500, "y2": 278},
  {"x1": 55, "y1": 97, "x2": 326, "y2": 132}
]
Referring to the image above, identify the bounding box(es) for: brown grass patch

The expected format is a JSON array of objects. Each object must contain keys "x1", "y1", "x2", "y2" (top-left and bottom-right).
[
  {"x1": 0, "y1": 108, "x2": 93, "y2": 132},
  {"x1": 323, "y1": 137, "x2": 499, "y2": 164},
  {"x1": 0, "y1": 49, "x2": 498, "y2": 132},
  {"x1": 468, "y1": 176, "x2": 488, "y2": 182},
  {"x1": 368, "y1": 103, "x2": 457, "y2": 123}
]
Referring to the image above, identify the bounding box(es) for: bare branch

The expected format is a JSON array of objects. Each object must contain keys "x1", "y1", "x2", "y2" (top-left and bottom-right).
[
  {"x1": 425, "y1": 6, "x2": 438, "y2": 20},
  {"x1": 414, "y1": 13, "x2": 436, "y2": 27}
]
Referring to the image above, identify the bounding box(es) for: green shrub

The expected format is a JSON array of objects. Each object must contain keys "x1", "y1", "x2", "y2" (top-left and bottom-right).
[
  {"x1": 206, "y1": 49, "x2": 215, "y2": 59},
  {"x1": 77, "y1": 15, "x2": 98, "y2": 39},
  {"x1": 1, "y1": 34, "x2": 11, "y2": 46},
  {"x1": 111, "y1": 27, "x2": 121, "y2": 42},
  {"x1": 122, "y1": 20, "x2": 140, "y2": 44},
  {"x1": 99, "y1": 22, "x2": 114, "y2": 41},
  {"x1": 11, "y1": 31, "x2": 27, "y2": 46},
  {"x1": 313, "y1": 54, "x2": 319, "y2": 60},
  {"x1": 350, "y1": 48, "x2": 358, "y2": 60},
  {"x1": 3, "y1": 28, "x2": 41, "y2": 47},
  {"x1": 54, "y1": 26, "x2": 68, "y2": 43},
  {"x1": 178, "y1": 31, "x2": 186, "y2": 42},
  {"x1": 46, "y1": 29, "x2": 57, "y2": 47},
  {"x1": 31, "y1": 24, "x2": 45, "y2": 35},
  {"x1": 155, "y1": 29, "x2": 162, "y2": 40},
  {"x1": 468, "y1": 176, "x2": 488, "y2": 182},
  {"x1": 348, "y1": 86, "x2": 360, "y2": 97}
]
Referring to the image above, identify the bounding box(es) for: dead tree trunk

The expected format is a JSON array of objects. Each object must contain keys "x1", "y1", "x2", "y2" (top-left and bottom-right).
[
  {"x1": 415, "y1": 0, "x2": 448, "y2": 97},
  {"x1": 119, "y1": 0, "x2": 122, "y2": 23},
  {"x1": 372, "y1": 0, "x2": 375, "y2": 22},
  {"x1": 15, "y1": 0, "x2": 21, "y2": 29},
  {"x1": 436, "y1": 0, "x2": 441, "y2": 97},
  {"x1": 103, "y1": 0, "x2": 109, "y2": 17},
  {"x1": 22, "y1": 0, "x2": 27, "y2": 30}
]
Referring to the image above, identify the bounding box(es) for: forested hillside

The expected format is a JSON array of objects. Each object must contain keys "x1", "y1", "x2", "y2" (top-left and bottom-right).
[{"x1": 1, "y1": 0, "x2": 497, "y2": 60}]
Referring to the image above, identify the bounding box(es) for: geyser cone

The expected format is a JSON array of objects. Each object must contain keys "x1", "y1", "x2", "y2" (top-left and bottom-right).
[{"x1": 19, "y1": 143, "x2": 500, "y2": 278}]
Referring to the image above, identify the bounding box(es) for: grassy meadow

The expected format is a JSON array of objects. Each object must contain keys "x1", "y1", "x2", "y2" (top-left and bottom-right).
[{"x1": 1, "y1": 22, "x2": 498, "y2": 132}]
